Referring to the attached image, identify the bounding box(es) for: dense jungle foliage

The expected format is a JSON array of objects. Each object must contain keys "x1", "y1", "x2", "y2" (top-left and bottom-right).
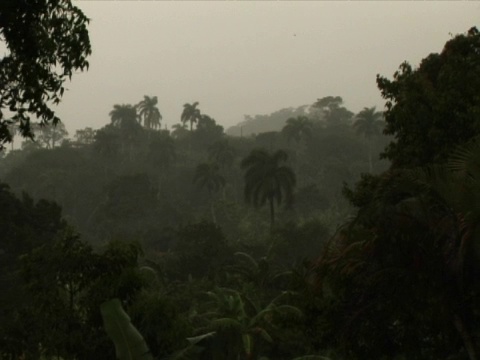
[
  {"x1": 1, "y1": 2, "x2": 480, "y2": 359},
  {"x1": 0, "y1": 92, "x2": 390, "y2": 359}
]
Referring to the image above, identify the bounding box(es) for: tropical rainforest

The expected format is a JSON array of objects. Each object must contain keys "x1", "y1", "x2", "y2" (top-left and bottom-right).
[{"x1": 1, "y1": 2, "x2": 480, "y2": 360}]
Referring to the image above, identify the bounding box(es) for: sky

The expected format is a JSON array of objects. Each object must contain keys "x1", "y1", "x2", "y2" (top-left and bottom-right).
[{"x1": 53, "y1": 1, "x2": 479, "y2": 135}]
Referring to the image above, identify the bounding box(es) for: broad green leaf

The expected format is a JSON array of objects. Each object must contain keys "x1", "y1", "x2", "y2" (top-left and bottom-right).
[
  {"x1": 101, "y1": 298, "x2": 153, "y2": 360},
  {"x1": 186, "y1": 331, "x2": 216, "y2": 346},
  {"x1": 242, "y1": 333, "x2": 252, "y2": 355}
]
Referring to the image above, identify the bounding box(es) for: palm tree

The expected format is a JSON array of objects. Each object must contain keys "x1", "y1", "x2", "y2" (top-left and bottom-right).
[
  {"x1": 241, "y1": 149, "x2": 296, "y2": 230},
  {"x1": 194, "y1": 162, "x2": 226, "y2": 223},
  {"x1": 353, "y1": 106, "x2": 384, "y2": 172},
  {"x1": 137, "y1": 95, "x2": 162, "y2": 130},
  {"x1": 208, "y1": 139, "x2": 239, "y2": 200},
  {"x1": 109, "y1": 104, "x2": 142, "y2": 160},
  {"x1": 281, "y1": 116, "x2": 313, "y2": 145},
  {"x1": 109, "y1": 104, "x2": 138, "y2": 128},
  {"x1": 181, "y1": 102, "x2": 202, "y2": 131},
  {"x1": 208, "y1": 139, "x2": 236, "y2": 170}
]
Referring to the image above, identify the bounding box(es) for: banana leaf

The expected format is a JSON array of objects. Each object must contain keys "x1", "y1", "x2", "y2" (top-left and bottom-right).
[{"x1": 101, "y1": 298, "x2": 153, "y2": 360}]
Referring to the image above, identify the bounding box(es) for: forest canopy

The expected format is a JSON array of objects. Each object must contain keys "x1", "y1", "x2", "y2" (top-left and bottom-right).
[{"x1": 0, "y1": 5, "x2": 479, "y2": 359}]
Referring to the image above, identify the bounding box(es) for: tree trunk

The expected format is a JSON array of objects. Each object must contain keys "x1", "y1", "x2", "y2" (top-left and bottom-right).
[
  {"x1": 210, "y1": 198, "x2": 217, "y2": 224},
  {"x1": 269, "y1": 198, "x2": 275, "y2": 231},
  {"x1": 208, "y1": 189, "x2": 217, "y2": 224}
]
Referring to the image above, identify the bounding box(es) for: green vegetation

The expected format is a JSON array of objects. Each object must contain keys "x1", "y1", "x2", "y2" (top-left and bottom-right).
[
  {"x1": 101, "y1": 299, "x2": 154, "y2": 360},
  {"x1": 1, "y1": 4, "x2": 480, "y2": 359},
  {"x1": 0, "y1": 0, "x2": 91, "y2": 145}
]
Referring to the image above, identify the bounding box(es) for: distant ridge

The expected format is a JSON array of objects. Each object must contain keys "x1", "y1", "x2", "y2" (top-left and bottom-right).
[
  {"x1": 226, "y1": 104, "x2": 314, "y2": 137},
  {"x1": 226, "y1": 96, "x2": 354, "y2": 137}
]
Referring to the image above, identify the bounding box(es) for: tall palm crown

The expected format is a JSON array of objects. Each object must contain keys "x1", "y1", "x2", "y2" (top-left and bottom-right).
[
  {"x1": 353, "y1": 107, "x2": 384, "y2": 138},
  {"x1": 109, "y1": 104, "x2": 138, "y2": 129},
  {"x1": 241, "y1": 149, "x2": 296, "y2": 228},
  {"x1": 181, "y1": 102, "x2": 202, "y2": 131},
  {"x1": 281, "y1": 116, "x2": 313, "y2": 144},
  {"x1": 109, "y1": 104, "x2": 142, "y2": 160},
  {"x1": 354, "y1": 106, "x2": 384, "y2": 172},
  {"x1": 137, "y1": 95, "x2": 162, "y2": 130}
]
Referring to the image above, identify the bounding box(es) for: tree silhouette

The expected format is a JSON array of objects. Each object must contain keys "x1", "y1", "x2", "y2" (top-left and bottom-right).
[
  {"x1": 171, "y1": 123, "x2": 189, "y2": 140},
  {"x1": 241, "y1": 149, "x2": 296, "y2": 229},
  {"x1": 281, "y1": 116, "x2": 313, "y2": 145},
  {"x1": 0, "y1": 1, "x2": 91, "y2": 147},
  {"x1": 208, "y1": 139, "x2": 236, "y2": 170},
  {"x1": 353, "y1": 106, "x2": 384, "y2": 172},
  {"x1": 281, "y1": 116, "x2": 312, "y2": 177},
  {"x1": 313, "y1": 96, "x2": 353, "y2": 126},
  {"x1": 74, "y1": 127, "x2": 96, "y2": 146},
  {"x1": 194, "y1": 162, "x2": 226, "y2": 223},
  {"x1": 194, "y1": 114, "x2": 224, "y2": 147},
  {"x1": 147, "y1": 131, "x2": 176, "y2": 171},
  {"x1": 147, "y1": 130, "x2": 176, "y2": 194},
  {"x1": 318, "y1": 139, "x2": 480, "y2": 359},
  {"x1": 34, "y1": 122, "x2": 69, "y2": 149},
  {"x1": 94, "y1": 126, "x2": 120, "y2": 157},
  {"x1": 181, "y1": 102, "x2": 202, "y2": 131},
  {"x1": 137, "y1": 95, "x2": 162, "y2": 130},
  {"x1": 377, "y1": 27, "x2": 480, "y2": 168},
  {"x1": 109, "y1": 104, "x2": 142, "y2": 160},
  {"x1": 109, "y1": 104, "x2": 138, "y2": 128}
]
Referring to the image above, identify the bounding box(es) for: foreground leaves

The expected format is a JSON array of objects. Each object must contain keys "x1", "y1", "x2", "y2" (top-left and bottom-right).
[{"x1": 101, "y1": 298, "x2": 153, "y2": 360}]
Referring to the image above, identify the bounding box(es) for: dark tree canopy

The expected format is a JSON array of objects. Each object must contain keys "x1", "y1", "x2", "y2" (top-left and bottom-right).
[
  {"x1": 378, "y1": 27, "x2": 480, "y2": 168},
  {"x1": 282, "y1": 116, "x2": 313, "y2": 144},
  {"x1": 332, "y1": 28, "x2": 480, "y2": 360},
  {"x1": 312, "y1": 96, "x2": 354, "y2": 126},
  {"x1": 0, "y1": 0, "x2": 91, "y2": 147}
]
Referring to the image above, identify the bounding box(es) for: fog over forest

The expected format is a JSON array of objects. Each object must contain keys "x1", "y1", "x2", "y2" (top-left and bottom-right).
[
  {"x1": 52, "y1": 2, "x2": 479, "y2": 134},
  {"x1": 1, "y1": 2, "x2": 480, "y2": 360}
]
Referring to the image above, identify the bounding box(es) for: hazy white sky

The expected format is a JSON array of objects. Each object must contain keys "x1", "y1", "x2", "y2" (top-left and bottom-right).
[{"x1": 55, "y1": 1, "x2": 479, "y2": 135}]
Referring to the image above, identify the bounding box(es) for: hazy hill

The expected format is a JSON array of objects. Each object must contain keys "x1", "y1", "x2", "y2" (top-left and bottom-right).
[
  {"x1": 226, "y1": 104, "x2": 313, "y2": 137},
  {"x1": 225, "y1": 96, "x2": 355, "y2": 136}
]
